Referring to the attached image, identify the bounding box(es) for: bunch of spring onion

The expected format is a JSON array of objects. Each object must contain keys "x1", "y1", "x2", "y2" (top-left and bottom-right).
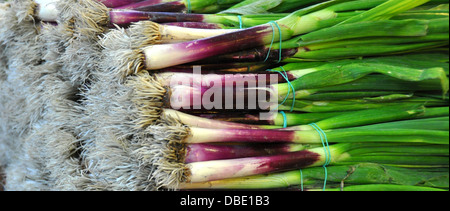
[
  {"x1": 225, "y1": 0, "x2": 448, "y2": 14},
  {"x1": 113, "y1": 0, "x2": 245, "y2": 13},
  {"x1": 127, "y1": 0, "x2": 435, "y2": 71},
  {"x1": 98, "y1": 0, "x2": 449, "y2": 82},
  {"x1": 128, "y1": 52, "x2": 449, "y2": 128},
  {"x1": 144, "y1": 98, "x2": 448, "y2": 190},
  {"x1": 21, "y1": 0, "x2": 248, "y2": 50},
  {"x1": 43, "y1": 0, "x2": 256, "y2": 84},
  {"x1": 118, "y1": 0, "x2": 448, "y2": 29},
  {"x1": 100, "y1": 0, "x2": 448, "y2": 81},
  {"x1": 115, "y1": 0, "x2": 448, "y2": 191},
  {"x1": 27, "y1": 0, "x2": 151, "y2": 22},
  {"x1": 199, "y1": 18, "x2": 448, "y2": 64},
  {"x1": 31, "y1": 0, "x2": 449, "y2": 52},
  {"x1": 148, "y1": 104, "x2": 449, "y2": 132},
  {"x1": 31, "y1": 0, "x2": 261, "y2": 27},
  {"x1": 154, "y1": 106, "x2": 449, "y2": 147},
  {"x1": 149, "y1": 116, "x2": 448, "y2": 188},
  {"x1": 99, "y1": 0, "x2": 406, "y2": 79},
  {"x1": 35, "y1": 0, "x2": 274, "y2": 84},
  {"x1": 145, "y1": 97, "x2": 448, "y2": 189}
]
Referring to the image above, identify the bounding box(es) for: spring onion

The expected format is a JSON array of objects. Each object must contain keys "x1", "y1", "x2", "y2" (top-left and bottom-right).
[
  {"x1": 134, "y1": 0, "x2": 430, "y2": 70},
  {"x1": 115, "y1": 0, "x2": 245, "y2": 13},
  {"x1": 152, "y1": 142, "x2": 448, "y2": 187},
  {"x1": 179, "y1": 163, "x2": 449, "y2": 190}
]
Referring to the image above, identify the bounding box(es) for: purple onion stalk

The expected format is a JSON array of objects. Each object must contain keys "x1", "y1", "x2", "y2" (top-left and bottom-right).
[
  {"x1": 108, "y1": 10, "x2": 283, "y2": 28},
  {"x1": 181, "y1": 126, "x2": 447, "y2": 145},
  {"x1": 139, "y1": 21, "x2": 296, "y2": 70},
  {"x1": 97, "y1": 0, "x2": 145, "y2": 8},
  {"x1": 144, "y1": 22, "x2": 238, "y2": 43},
  {"x1": 109, "y1": 11, "x2": 208, "y2": 26},
  {"x1": 160, "y1": 104, "x2": 425, "y2": 131},
  {"x1": 125, "y1": 0, "x2": 430, "y2": 70},
  {"x1": 177, "y1": 143, "x2": 351, "y2": 183},
  {"x1": 197, "y1": 46, "x2": 299, "y2": 64},
  {"x1": 114, "y1": 0, "x2": 186, "y2": 12},
  {"x1": 163, "y1": 22, "x2": 228, "y2": 29},
  {"x1": 130, "y1": 70, "x2": 426, "y2": 129},
  {"x1": 159, "y1": 109, "x2": 281, "y2": 130},
  {"x1": 158, "y1": 139, "x2": 447, "y2": 186},
  {"x1": 156, "y1": 71, "x2": 293, "y2": 87},
  {"x1": 157, "y1": 63, "x2": 272, "y2": 73},
  {"x1": 184, "y1": 143, "x2": 312, "y2": 163},
  {"x1": 173, "y1": 106, "x2": 429, "y2": 145},
  {"x1": 129, "y1": 70, "x2": 281, "y2": 115},
  {"x1": 114, "y1": 0, "x2": 244, "y2": 13}
]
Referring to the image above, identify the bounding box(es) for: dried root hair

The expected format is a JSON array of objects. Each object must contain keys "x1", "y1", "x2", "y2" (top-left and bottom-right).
[
  {"x1": 80, "y1": 129, "x2": 156, "y2": 191},
  {"x1": 15, "y1": 63, "x2": 66, "y2": 135},
  {"x1": 126, "y1": 71, "x2": 168, "y2": 129},
  {"x1": 0, "y1": 43, "x2": 7, "y2": 82},
  {"x1": 11, "y1": 0, "x2": 37, "y2": 23},
  {"x1": 127, "y1": 21, "x2": 163, "y2": 49},
  {"x1": 1, "y1": 61, "x2": 85, "y2": 189},
  {"x1": 58, "y1": 34, "x2": 104, "y2": 85},
  {"x1": 0, "y1": 64, "x2": 47, "y2": 139},
  {"x1": 55, "y1": 0, "x2": 109, "y2": 85},
  {"x1": 3, "y1": 137, "x2": 51, "y2": 190},
  {"x1": 36, "y1": 64, "x2": 83, "y2": 131},
  {"x1": 98, "y1": 21, "x2": 161, "y2": 81},
  {"x1": 0, "y1": 3, "x2": 14, "y2": 44},
  {"x1": 127, "y1": 130, "x2": 161, "y2": 191},
  {"x1": 0, "y1": 2, "x2": 45, "y2": 174},
  {"x1": 0, "y1": 80, "x2": 21, "y2": 167},
  {"x1": 146, "y1": 114, "x2": 192, "y2": 190},
  {"x1": 79, "y1": 73, "x2": 160, "y2": 190},
  {"x1": 100, "y1": 21, "x2": 162, "y2": 51},
  {"x1": 39, "y1": 23, "x2": 66, "y2": 63},
  {"x1": 23, "y1": 123, "x2": 88, "y2": 191},
  {"x1": 1, "y1": 1, "x2": 44, "y2": 69},
  {"x1": 99, "y1": 28, "x2": 146, "y2": 81},
  {"x1": 57, "y1": 0, "x2": 109, "y2": 41},
  {"x1": 80, "y1": 73, "x2": 145, "y2": 140}
]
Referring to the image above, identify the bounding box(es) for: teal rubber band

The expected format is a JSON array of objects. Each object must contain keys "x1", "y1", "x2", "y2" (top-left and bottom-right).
[
  {"x1": 279, "y1": 111, "x2": 287, "y2": 128},
  {"x1": 309, "y1": 124, "x2": 328, "y2": 191},
  {"x1": 280, "y1": 66, "x2": 295, "y2": 112},
  {"x1": 267, "y1": 68, "x2": 294, "y2": 112},
  {"x1": 186, "y1": 0, "x2": 191, "y2": 13},
  {"x1": 237, "y1": 15, "x2": 243, "y2": 29},
  {"x1": 273, "y1": 22, "x2": 283, "y2": 63},
  {"x1": 264, "y1": 21, "x2": 283, "y2": 63},
  {"x1": 300, "y1": 169, "x2": 304, "y2": 191},
  {"x1": 263, "y1": 23, "x2": 275, "y2": 63},
  {"x1": 267, "y1": 67, "x2": 295, "y2": 112},
  {"x1": 314, "y1": 123, "x2": 331, "y2": 166},
  {"x1": 309, "y1": 123, "x2": 331, "y2": 191}
]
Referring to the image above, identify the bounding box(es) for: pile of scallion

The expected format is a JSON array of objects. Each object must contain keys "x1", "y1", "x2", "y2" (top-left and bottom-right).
[{"x1": 1, "y1": 0, "x2": 448, "y2": 191}]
